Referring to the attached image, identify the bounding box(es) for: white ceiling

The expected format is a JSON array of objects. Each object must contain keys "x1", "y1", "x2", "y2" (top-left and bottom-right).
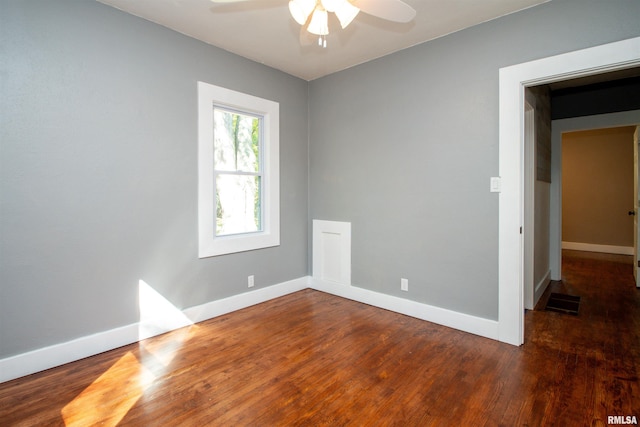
[{"x1": 97, "y1": 0, "x2": 550, "y2": 81}]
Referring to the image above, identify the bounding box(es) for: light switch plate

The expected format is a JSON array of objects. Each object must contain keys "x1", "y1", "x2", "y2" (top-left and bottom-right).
[{"x1": 490, "y1": 177, "x2": 501, "y2": 193}]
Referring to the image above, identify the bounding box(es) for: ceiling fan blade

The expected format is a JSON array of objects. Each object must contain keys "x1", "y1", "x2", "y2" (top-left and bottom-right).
[{"x1": 350, "y1": 0, "x2": 416, "y2": 23}]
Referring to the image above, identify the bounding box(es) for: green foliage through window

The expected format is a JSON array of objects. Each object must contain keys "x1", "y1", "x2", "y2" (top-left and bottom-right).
[{"x1": 213, "y1": 107, "x2": 262, "y2": 236}]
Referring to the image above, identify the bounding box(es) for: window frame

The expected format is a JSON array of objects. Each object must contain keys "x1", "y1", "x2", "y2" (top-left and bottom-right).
[
  {"x1": 212, "y1": 105, "x2": 264, "y2": 237},
  {"x1": 197, "y1": 81, "x2": 280, "y2": 258}
]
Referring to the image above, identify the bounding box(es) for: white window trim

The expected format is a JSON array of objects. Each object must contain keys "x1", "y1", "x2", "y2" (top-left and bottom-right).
[{"x1": 198, "y1": 81, "x2": 280, "y2": 258}]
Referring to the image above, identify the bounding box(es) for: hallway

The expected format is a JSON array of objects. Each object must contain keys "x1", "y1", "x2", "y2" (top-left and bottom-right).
[{"x1": 524, "y1": 250, "x2": 640, "y2": 424}]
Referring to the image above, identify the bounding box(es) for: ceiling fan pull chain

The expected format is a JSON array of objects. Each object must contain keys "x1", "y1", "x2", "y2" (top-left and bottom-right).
[{"x1": 318, "y1": 35, "x2": 327, "y2": 48}]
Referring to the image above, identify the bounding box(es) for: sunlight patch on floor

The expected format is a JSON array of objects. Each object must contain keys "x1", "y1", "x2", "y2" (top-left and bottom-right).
[
  {"x1": 60, "y1": 352, "x2": 155, "y2": 426},
  {"x1": 60, "y1": 280, "x2": 198, "y2": 425},
  {"x1": 140, "y1": 325, "x2": 197, "y2": 368}
]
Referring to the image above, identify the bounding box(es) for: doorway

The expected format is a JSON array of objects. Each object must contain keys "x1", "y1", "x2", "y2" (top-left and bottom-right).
[
  {"x1": 550, "y1": 118, "x2": 640, "y2": 279},
  {"x1": 497, "y1": 36, "x2": 640, "y2": 346},
  {"x1": 523, "y1": 109, "x2": 640, "y2": 314},
  {"x1": 561, "y1": 127, "x2": 636, "y2": 255}
]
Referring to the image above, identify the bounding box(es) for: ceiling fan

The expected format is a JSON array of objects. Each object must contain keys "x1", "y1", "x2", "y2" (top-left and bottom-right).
[{"x1": 211, "y1": 0, "x2": 416, "y2": 48}]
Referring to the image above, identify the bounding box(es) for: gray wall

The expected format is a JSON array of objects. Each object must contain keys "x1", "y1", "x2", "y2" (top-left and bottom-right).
[
  {"x1": 308, "y1": 0, "x2": 640, "y2": 320},
  {"x1": 2, "y1": 0, "x2": 639, "y2": 360},
  {"x1": 0, "y1": 0, "x2": 309, "y2": 358}
]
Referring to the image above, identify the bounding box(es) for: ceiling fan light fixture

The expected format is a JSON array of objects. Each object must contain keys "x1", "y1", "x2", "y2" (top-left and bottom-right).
[
  {"x1": 307, "y1": 7, "x2": 329, "y2": 36},
  {"x1": 288, "y1": 0, "x2": 316, "y2": 26},
  {"x1": 320, "y1": 0, "x2": 339, "y2": 13},
  {"x1": 334, "y1": 0, "x2": 359, "y2": 29}
]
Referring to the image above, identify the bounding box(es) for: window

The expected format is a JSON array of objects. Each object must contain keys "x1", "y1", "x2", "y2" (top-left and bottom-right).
[
  {"x1": 213, "y1": 107, "x2": 262, "y2": 236},
  {"x1": 198, "y1": 82, "x2": 279, "y2": 258}
]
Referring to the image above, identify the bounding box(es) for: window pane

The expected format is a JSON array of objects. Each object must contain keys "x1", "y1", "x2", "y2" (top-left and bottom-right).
[
  {"x1": 216, "y1": 174, "x2": 262, "y2": 236},
  {"x1": 213, "y1": 108, "x2": 260, "y2": 173}
]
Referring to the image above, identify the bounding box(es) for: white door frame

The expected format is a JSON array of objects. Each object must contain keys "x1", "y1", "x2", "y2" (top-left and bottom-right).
[
  {"x1": 498, "y1": 37, "x2": 640, "y2": 346},
  {"x1": 635, "y1": 126, "x2": 640, "y2": 287},
  {"x1": 523, "y1": 100, "x2": 535, "y2": 310}
]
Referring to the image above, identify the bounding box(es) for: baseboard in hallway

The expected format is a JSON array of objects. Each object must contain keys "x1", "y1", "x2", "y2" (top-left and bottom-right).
[{"x1": 561, "y1": 241, "x2": 633, "y2": 256}]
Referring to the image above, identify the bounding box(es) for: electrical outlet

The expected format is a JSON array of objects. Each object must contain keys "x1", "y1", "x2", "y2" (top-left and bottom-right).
[
  {"x1": 401, "y1": 278, "x2": 408, "y2": 292},
  {"x1": 248, "y1": 275, "x2": 254, "y2": 288}
]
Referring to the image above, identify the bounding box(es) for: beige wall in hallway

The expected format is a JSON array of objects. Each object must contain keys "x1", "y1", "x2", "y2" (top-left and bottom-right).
[{"x1": 562, "y1": 126, "x2": 636, "y2": 248}]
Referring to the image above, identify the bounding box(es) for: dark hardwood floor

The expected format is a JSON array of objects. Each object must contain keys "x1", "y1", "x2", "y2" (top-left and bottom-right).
[{"x1": 1, "y1": 250, "x2": 639, "y2": 426}]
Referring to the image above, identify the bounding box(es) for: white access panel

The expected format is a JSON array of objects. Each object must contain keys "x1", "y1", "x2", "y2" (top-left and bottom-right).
[{"x1": 312, "y1": 220, "x2": 351, "y2": 286}]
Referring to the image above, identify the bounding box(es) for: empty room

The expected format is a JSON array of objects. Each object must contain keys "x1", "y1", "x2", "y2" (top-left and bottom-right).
[{"x1": 1, "y1": 0, "x2": 639, "y2": 425}]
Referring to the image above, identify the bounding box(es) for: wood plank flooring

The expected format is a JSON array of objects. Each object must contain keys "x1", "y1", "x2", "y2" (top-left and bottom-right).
[{"x1": 1, "y1": 250, "x2": 639, "y2": 426}]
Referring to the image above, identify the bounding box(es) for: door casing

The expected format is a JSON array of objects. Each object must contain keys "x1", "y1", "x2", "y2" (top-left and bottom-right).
[
  {"x1": 498, "y1": 37, "x2": 640, "y2": 346},
  {"x1": 635, "y1": 126, "x2": 640, "y2": 287}
]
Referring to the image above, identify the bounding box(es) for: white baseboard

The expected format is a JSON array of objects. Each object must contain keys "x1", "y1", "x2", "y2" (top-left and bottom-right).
[
  {"x1": 309, "y1": 278, "x2": 499, "y2": 341},
  {"x1": 0, "y1": 277, "x2": 308, "y2": 384},
  {"x1": 562, "y1": 241, "x2": 633, "y2": 256},
  {"x1": 1, "y1": 275, "x2": 503, "y2": 384},
  {"x1": 183, "y1": 277, "x2": 308, "y2": 323},
  {"x1": 533, "y1": 270, "x2": 551, "y2": 308},
  {"x1": 0, "y1": 323, "x2": 140, "y2": 385}
]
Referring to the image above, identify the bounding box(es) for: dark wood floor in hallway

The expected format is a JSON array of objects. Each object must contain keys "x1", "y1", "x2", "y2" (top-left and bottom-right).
[{"x1": 1, "y1": 250, "x2": 639, "y2": 426}]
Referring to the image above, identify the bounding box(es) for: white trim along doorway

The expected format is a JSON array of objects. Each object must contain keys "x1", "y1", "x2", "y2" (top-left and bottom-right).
[{"x1": 498, "y1": 37, "x2": 640, "y2": 346}]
